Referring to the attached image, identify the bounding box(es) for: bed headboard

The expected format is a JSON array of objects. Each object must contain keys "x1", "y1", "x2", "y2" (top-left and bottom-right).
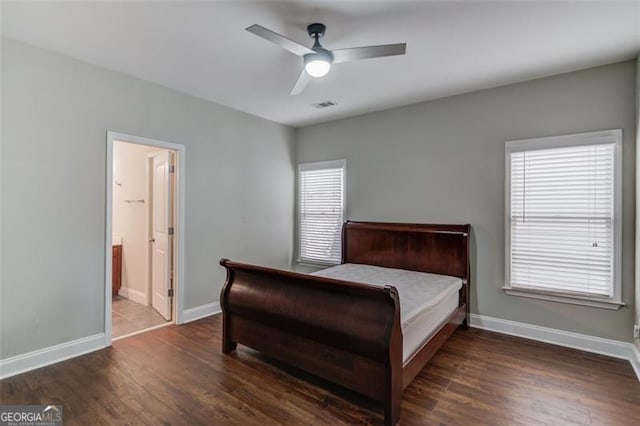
[{"x1": 342, "y1": 221, "x2": 471, "y2": 281}]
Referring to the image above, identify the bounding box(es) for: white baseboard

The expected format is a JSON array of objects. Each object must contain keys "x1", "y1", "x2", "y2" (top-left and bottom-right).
[
  {"x1": 470, "y1": 314, "x2": 640, "y2": 381},
  {"x1": 631, "y1": 344, "x2": 640, "y2": 379},
  {"x1": 183, "y1": 302, "x2": 221, "y2": 323},
  {"x1": 118, "y1": 286, "x2": 147, "y2": 305},
  {"x1": 0, "y1": 333, "x2": 105, "y2": 380},
  {"x1": 0, "y1": 302, "x2": 217, "y2": 379}
]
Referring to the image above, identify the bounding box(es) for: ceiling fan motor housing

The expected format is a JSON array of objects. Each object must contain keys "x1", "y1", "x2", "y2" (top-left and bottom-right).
[
  {"x1": 305, "y1": 48, "x2": 334, "y2": 65},
  {"x1": 307, "y1": 23, "x2": 326, "y2": 39},
  {"x1": 305, "y1": 23, "x2": 333, "y2": 67}
]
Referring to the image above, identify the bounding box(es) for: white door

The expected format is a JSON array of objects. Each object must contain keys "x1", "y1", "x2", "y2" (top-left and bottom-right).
[{"x1": 151, "y1": 150, "x2": 173, "y2": 320}]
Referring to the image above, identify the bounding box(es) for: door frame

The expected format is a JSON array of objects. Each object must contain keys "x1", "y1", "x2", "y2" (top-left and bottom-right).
[{"x1": 105, "y1": 131, "x2": 186, "y2": 347}]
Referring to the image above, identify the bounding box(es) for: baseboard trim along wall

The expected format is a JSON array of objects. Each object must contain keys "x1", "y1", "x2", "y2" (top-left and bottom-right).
[
  {"x1": 470, "y1": 314, "x2": 640, "y2": 380},
  {"x1": 0, "y1": 333, "x2": 105, "y2": 380},
  {"x1": 2, "y1": 310, "x2": 635, "y2": 381},
  {"x1": 183, "y1": 302, "x2": 221, "y2": 323},
  {"x1": 631, "y1": 345, "x2": 640, "y2": 379},
  {"x1": 118, "y1": 286, "x2": 147, "y2": 305},
  {"x1": 1, "y1": 302, "x2": 221, "y2": 379}
]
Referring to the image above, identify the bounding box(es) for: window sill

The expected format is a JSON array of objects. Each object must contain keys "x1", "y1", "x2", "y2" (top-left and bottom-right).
[
  {"x1": 502, "y1": 287, "x2": 624, "y2": 310},
  {"x1": 296, "y1": 260, "x2": 339, "y2": 270}
]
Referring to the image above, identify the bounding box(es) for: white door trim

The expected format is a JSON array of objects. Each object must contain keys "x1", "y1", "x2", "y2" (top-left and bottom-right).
[{"x1": 105, "y1": 131, "x2": 186, "y2": 347}]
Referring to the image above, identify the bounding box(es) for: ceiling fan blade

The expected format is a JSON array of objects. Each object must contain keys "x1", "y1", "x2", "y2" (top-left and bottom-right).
[
  {"x1": 290, "y1": 69, "x2": 311, "y2": 95},
  {"x1": 332, "y1": 43, "x2": 406, "y2": 64},
  {"x1": 246, "y1": 24, "x2": 314, "y2": 57}
]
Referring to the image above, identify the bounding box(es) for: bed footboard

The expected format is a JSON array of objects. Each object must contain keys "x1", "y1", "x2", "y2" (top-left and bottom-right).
[{"x1": 219, "y1": 259, "x2": 403, "y2": 425}]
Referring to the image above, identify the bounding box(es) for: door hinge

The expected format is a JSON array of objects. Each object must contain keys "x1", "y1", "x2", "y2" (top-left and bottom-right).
[
  {"x1": 168, "y1": 226, "x2": 174, "y2": 235},
  {"x1": 168, "y1": 288, "x2": 174, "y2": 297},
  {"x1": 169, "y1": 165, "x2": 175, "y2": 173}
]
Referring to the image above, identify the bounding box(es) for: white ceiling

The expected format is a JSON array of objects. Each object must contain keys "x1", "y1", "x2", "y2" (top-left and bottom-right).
[{"x1": 2, "y1": 1, "x2": 639, "y2": 127}]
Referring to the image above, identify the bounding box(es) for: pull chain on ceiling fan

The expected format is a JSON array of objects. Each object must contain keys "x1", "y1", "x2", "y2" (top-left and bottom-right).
[{"x1": 246, "y1": 23, "x2": 407, "y2": 95}]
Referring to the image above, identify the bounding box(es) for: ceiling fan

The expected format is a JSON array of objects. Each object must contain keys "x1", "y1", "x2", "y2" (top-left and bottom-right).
[{"x1": 246, "y1": 23, "x2": 407, "y2": 95}]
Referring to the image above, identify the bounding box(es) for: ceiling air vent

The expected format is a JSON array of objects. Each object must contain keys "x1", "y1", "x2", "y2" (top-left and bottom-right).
[{"x1": 313, "y1": 101, "x2": 337, "y2": 109}]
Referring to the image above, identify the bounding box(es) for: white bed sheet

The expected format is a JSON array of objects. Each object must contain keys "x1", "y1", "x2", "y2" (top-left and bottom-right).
[{"x1": 312, "y1": 263, "x2": 462, "y2": 363}]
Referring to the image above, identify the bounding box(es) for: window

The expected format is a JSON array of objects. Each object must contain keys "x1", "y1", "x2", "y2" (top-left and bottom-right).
[
  {"x1": 298, "y1": 160, "x2": 346, "y2": 265},
  {"x1": 504, "y1": 129, "x2": 622, "y2": 309}
]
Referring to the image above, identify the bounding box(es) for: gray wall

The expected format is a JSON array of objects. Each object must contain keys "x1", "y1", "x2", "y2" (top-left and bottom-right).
[
  {"x1": 0, "y1": 38, "x2": 295, "y2": 359},
  {"x1": 297, "y1": 60, "x2": 636, "y2": 342}
]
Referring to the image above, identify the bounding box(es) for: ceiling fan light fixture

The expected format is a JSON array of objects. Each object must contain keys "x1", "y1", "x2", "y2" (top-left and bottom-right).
[
  {"x1": 305, "y1": 59, "x2": 331, "y2": 77},
  {"x1": 304, "y1": 49, "x2": 334, "y2": 78}
]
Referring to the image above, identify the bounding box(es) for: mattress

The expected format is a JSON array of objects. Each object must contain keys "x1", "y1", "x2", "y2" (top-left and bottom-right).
[{"x1": 312, "y1": 263, "x2": 462, "y2": 363}]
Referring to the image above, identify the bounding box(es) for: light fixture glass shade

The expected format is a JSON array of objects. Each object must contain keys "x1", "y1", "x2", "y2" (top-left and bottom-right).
[{"x1": 305, "y1": 59, "x2": 331, "y2": 77}]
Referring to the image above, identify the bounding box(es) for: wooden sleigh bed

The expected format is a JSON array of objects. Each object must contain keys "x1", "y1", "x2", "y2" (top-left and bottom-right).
[{"x1": 219, "y1": 221, "x2": 471, "y2": 425}]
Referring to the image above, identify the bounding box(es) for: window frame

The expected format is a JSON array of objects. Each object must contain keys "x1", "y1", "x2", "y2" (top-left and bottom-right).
[
  {"x1": 296, "y1": 159, "x2": 346, "y2": 266},
  {"x1": 503, "y1": 129, "x2": 623, "y2": 310}
]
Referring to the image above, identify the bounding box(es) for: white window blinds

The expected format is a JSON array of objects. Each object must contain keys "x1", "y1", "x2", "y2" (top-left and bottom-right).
[
  {"x1": 298, "y1": 160, "x2": 346, "y2": 265},
  {"x1": 506, "y1": 130, "x2": 621, "y2": 303}
]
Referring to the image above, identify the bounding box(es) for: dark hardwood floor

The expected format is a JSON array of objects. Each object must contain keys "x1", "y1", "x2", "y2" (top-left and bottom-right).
[{"x1": 1, "y1": 314, "x2": 638, "y2": 425}]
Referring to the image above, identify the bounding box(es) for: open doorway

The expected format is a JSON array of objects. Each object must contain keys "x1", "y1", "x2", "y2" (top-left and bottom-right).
[{"x1": 105, "y1": 132, "x2": 185, "y2": 345}]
